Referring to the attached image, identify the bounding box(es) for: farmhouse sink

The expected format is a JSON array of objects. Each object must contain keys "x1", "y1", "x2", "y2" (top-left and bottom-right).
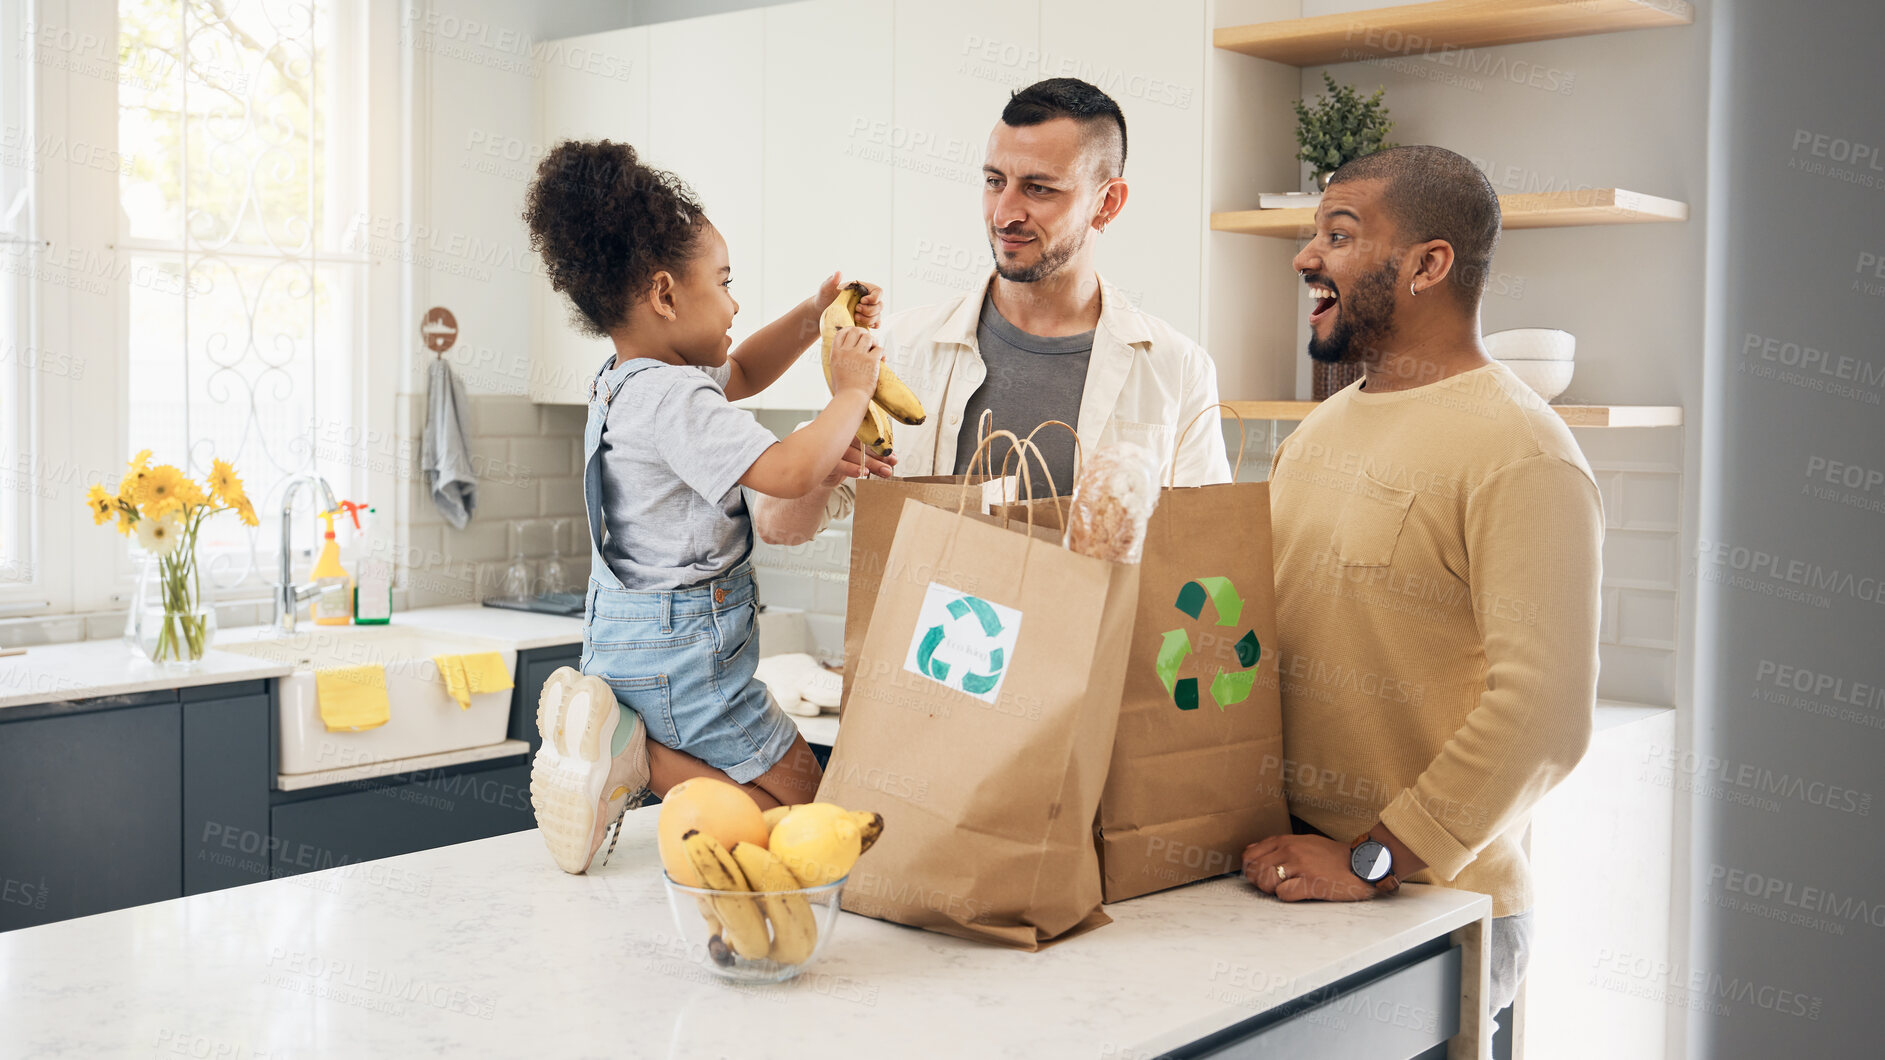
[{"x1": 219, "y1": 625, "x2": 517, "y2": 775}]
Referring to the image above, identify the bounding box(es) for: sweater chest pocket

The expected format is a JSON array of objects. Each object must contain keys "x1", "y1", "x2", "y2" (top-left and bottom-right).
[{"x1": 1330, "y1": 472, "x2": 1417, "y2": 567}]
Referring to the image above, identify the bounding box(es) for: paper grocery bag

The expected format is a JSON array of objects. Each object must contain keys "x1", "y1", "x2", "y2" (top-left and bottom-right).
[
  {"x1": 842, "y1": 475, "x2": 1021, "y2": 707},
  {"x1": 820, "y1": 459, "x2": 1140, "y2": 948},
  {"x1": 1096, "y1": 476, "x2": 1288, "y2": 900},
  {"x1": 998, "y1": 419, "x2": 1290, "y2": 902}
]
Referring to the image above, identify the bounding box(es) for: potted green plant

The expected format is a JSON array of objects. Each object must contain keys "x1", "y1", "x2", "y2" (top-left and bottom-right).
[{"x1": 1294, "y1": 72, "x2": 1395, "y2": 190}]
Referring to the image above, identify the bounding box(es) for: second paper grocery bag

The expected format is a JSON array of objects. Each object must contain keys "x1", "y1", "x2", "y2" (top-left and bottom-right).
[{"x1": 820, "y1": 471, "x2": 1139, "y2": 948}]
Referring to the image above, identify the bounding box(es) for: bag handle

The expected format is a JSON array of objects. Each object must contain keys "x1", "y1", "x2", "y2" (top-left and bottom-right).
[
  {"x1": 1171, "y1": 403, "x2": 1247, "y2": 488},
  {"x1": 941, "y1": 431, "x2": 1056, "y2": 584},
  {"x1": 991, "y1": 420, "x2": 1076, "y2": 529}
]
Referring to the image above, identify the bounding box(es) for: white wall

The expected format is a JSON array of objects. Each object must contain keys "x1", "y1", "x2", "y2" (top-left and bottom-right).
[{"x1": 405, "y1": 0, "x2": 632, "y2": 399}]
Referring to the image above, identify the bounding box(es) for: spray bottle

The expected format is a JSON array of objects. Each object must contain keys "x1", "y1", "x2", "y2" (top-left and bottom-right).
[{"x1": 310, "y1": 505, "x2": 356, "y2": 626}]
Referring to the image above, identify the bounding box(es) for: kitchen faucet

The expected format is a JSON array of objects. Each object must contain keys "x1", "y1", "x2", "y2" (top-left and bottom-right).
[{"x1": 274, "y1": 474, "x2": 339, "y2": 633}]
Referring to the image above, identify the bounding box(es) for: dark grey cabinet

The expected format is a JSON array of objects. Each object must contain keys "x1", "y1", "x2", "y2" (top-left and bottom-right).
[
  {"x1": 2, "y1": 646, "x2": 583, "y2": 932},
  {"x1": 0, "y1": 694, "x2": 183, "y2": 931},
  {"x1": 182, "y1": 686, "x2": 273, "y2": 894},
  {"x1": 268, "y1": 763, "x2": 535, "y2": 877}
]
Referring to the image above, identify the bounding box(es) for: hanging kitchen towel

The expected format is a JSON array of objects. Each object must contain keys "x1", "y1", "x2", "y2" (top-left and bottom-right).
[
  {"x1": 315, "y1": 665, "x2": 391, "y2": 732},
  {"x1": 819, "y1": 433, "x2": 1140, "y2": 949},
  {"x1": 433, "y1": 652, "x2": 514, "y2": 710},
  {"x1": 422, "y1": 357, "x2": 476, "y2": 529}
]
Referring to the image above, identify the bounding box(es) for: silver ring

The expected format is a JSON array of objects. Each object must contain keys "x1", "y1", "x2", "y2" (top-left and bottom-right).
[{"x1": 1275, "y1": 865, "x2": 1288, "y2": 882}]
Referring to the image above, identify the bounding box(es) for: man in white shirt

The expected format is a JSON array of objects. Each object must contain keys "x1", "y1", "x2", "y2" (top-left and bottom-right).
[{"x1": 752, "y1": 77, "x2": 1231, "y2": 544}]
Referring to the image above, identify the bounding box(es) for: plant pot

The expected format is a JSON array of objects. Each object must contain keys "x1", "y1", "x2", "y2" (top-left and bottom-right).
[
  {"x1": 1312, "y1": 361, "x2": 1363, "y2": 401},
  {"x1": 1313, "y1": 170, "x2": 1335, "y2": 192},
  {"x1": 131, "y1": 548, "x2": 217, "y2": 669}
]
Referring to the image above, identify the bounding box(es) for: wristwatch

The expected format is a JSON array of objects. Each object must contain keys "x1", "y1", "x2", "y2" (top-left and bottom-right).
[{"x1": 1350, "y1": 833, "x2": 1401, "y2": 894}]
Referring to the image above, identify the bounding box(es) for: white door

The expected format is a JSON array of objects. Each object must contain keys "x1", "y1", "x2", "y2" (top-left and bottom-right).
[
  {"x1": 751, "y1": 0, "x2": 894, "y2": 412},
  {"x1": 530, "y1": 27, "x2": 651, "y2": 404}
]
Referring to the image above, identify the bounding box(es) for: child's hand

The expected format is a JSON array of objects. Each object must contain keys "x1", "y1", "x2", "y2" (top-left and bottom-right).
[
  {"x1": 814, "y1": 272, "x2": 884, "y2": 328},
  {"x1": 827, "y1": 326, "x2": 881, "y2": 397}
]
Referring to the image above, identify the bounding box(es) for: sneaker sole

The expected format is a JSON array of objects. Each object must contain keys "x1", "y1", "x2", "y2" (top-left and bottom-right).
[{"x1": 529, "y1": 670, "x2": 620, "y2": 874}]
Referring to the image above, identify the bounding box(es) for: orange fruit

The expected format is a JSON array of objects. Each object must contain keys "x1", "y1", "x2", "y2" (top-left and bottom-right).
[{"x1": 656, "y1": 778, "x2": 770, "y2": 886}]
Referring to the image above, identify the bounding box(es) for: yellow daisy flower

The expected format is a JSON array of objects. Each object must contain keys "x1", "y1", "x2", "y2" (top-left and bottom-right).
[
  {"x1": 128, "y1": 449, "x2": 152, "y2": 473},
  {"x1": 207, "y1": 458, "x2": 247, "y2": 506},
  {"x1": 173, "y1": 475, "x2": 206, "y2": 510},
  {"x1": 234, "y1": 494, "x2": 260, "y2": 528},
  {"x1": 115, "y1": 508, "x2": 136, "y2": 537},
  {"x1": 86, "y1": 483, "x2": 115, "y2": 525},
  {"x1": 141, "y1": 465, "x2": 187, "y2": 517}
]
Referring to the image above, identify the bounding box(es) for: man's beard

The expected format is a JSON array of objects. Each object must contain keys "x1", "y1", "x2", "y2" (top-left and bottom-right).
[
  {"x1": 989, "y1": 225, "x2": 1085, "y2": 283},
  {"x1": 1307, "y1": 259, "x2": 1399, "y2": 365}
]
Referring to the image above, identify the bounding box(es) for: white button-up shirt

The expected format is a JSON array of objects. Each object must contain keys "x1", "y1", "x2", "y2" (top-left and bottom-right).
[{"x1": 821, "y1": 269, "x2": 1232, "y2": 522}]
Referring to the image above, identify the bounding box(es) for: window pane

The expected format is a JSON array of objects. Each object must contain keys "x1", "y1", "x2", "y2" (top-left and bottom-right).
[{"x1": 118, "y1": 0, "x2": 356, "y2": 596}]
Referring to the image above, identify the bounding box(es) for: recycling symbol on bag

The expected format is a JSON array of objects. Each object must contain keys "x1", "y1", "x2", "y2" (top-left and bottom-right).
[
  {"x1": 1155, "y1": 577, "x2": 1261, "y2": 711},
  {"x1": 915, "y1": 594, "x2": 1009, "y2": 697}
]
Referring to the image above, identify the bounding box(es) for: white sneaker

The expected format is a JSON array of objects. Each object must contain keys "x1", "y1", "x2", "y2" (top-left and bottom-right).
[{"x1": 529, "y1": 667, "x2": 650, "y2": 874}]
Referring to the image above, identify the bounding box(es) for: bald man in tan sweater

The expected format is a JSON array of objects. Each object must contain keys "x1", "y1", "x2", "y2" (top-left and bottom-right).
[{"x1": 1242, "y1": 147, "x2": 1602, "y2": 1021}]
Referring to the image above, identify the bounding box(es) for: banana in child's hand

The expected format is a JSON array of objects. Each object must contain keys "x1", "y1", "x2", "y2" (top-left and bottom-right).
[{"x1": 820, "y1": 282, "x2": 925, "y2": 434}]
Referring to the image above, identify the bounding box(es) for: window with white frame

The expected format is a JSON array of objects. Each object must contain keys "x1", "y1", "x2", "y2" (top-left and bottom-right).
[
  {"x1": 0, "y1": 0, "x2": 36, "y2": 603},
  {"x1": 114, "y1": 0, "x2": 369, "y2": 600}
]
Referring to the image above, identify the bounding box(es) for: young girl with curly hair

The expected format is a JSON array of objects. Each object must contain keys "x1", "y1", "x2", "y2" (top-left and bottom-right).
[{"x1": 520, "y1": 139, "x2": 886, "y2": 874}]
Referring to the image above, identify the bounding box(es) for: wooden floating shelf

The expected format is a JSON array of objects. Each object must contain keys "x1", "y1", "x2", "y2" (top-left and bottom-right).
[
  {"x1": 1212, "y1": 188, "x2": 1688, "y2": 238},
  {"x1": 1222, "y1": 400, "x2": 1683, "y2": 428},
  {"x1": 1215, "y1": 0, "x2": 1694, "y2": 67}
]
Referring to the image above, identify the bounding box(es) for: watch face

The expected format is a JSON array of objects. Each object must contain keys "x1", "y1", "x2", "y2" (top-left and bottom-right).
[{"x1": 1351, "y1": 841, "x2": 1391, "y2": 882}]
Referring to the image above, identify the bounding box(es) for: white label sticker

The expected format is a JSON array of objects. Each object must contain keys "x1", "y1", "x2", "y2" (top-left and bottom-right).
[{"x1": 903, "y1": 582, "x2": 1023, "y2": 704}]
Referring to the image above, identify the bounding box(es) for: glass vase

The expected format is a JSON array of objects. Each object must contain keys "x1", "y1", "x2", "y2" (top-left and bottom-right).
[{"x1": 133, "y1": 547, "x2": 217, "y2": 668}]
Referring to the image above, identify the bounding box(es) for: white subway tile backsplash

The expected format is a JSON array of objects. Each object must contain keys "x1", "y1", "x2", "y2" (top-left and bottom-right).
[
  {"x1": 1616, "y1": 589, "x2": 1678, "y2": 651},
  {"x1": 538, "y1": 403, "x2": 586, "y2": 435},
  {"x1": 538, "y1": 476, "x2": 583, "y2": 519},
  {"x1": 756, "y1": 569, "x2": 817, "y2": 612},
  {"x1": 509, "y1": 436, "x2": 573, "y2": 478},
  {"x1": 1602, "y1": 530, "x2": 1680, "y2": 590},
  {"x1": 1598, "y1": 642, "x2": 1676, "y2": 708},
  {"x1": 802, "y1": 612, "x2": 846, "y2": 662},
  {"x1": 1600, "y1": 586, "x2": 1620, "y2": 645},
  {"x1": 1618, "y1": 472, "x2": 1681, "y2": 532},
  {"x1": 813, "y1": 570, "x2": 849, "y2": 614},
  {"x1": 474, "y1": 395, "x2": 540, "y2": 437}
]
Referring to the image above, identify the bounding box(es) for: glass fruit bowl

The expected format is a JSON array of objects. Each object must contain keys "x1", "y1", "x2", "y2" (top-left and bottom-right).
[{"x1": 661, "y1": 873, "x2": 847, "y2": 984}]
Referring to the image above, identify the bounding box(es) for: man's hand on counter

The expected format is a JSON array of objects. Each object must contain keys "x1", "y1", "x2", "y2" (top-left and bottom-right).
[
  {"x1": 1242, "y1": 835, "x2": 1378, "y2": 902},
  {"x1": 1242, "y1": 822, "x2": 1431, "y2": 903}
]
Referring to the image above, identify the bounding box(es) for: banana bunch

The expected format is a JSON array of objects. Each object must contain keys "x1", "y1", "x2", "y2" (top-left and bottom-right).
[
  {"x1": 821, "y1": 282, "x2": 925, "y2": 458},
  {"x1": 682, "y1": 829, "x2": 818, "y2": 964},
  {"x1": 679, "y1": 802, "x2": 886, "y2": 967}
]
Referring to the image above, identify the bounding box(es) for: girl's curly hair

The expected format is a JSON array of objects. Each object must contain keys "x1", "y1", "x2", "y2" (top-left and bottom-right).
[{"x1": 522, "y1": 139, "x2": 706, "y2": 337}]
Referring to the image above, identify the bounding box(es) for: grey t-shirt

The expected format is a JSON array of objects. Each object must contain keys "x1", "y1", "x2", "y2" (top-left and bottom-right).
[
  {"x1": 596, "y1": 358, "x2": 778, "y2": 590},
  {"x1": 952, "y1": 294, "x2": 1094, "y2": 492}
]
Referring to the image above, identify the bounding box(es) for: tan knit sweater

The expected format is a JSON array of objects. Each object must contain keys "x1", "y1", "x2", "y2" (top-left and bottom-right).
[{"x1": 1269, "y1": 362, "x2": 1603, "y2": 917}]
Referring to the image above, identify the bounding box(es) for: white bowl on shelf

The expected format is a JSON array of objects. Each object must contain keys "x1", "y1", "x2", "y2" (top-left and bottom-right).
[
  {"x1": 1500, "y1": 358, "x2": 1575, "y2": 402},
  {"x1": 1484, "y1": 328, "x2": 1575, "y2": 362}
]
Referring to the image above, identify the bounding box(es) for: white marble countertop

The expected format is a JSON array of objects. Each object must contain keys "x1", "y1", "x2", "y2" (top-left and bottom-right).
[
  {"x1": 391, "y1": 603, "x2": 584, "y2": 650},
  {"x1": 0, "y1": 639, "x2": 292, "y2": 711},
  {"x1": 0, "y1": 812, "x2": 1487, "y2": 1059}
]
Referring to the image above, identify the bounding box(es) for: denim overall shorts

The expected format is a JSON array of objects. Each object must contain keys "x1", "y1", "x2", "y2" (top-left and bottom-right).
[{"x1": 578, "y1": 357, "x2": 799, "y2": 784}]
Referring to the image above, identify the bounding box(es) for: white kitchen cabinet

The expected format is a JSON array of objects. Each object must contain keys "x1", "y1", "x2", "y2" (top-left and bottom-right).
[
  {"x1": 889, "y1": 0, "x2": 1038, "y2": 312},
  {"x1": 646, "y1": 13, "x2": 766, "y2": 355},
  {"x1": 530, "y1": 27, "x2": 650, "y2": 404},
  {"x1": 752, "y1": 0, "x2": 894, "y2": 412},
  {"x1": 534, "y1": 1, "x2": 1235, "y2": 406},
  {"x1": 1038, "y1": 0, "x2": 1207, "y2": 340}
]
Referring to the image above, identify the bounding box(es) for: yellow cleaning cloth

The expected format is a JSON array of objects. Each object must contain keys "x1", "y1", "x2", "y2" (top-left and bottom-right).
[
  {"x1": 315, "y1": 665, "x2": 391, "y2": 732},
  {"x1": 433, "y1": 652, "x2": 513, "y2": 710}
]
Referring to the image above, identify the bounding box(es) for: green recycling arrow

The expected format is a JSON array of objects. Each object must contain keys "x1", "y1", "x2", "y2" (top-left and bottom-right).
[
  {"x1": 1174, "y1": 577, "x2": 1244, "y2": 627},
  {"x1": 1155, "y1": 629, "x2": 1192, "y2": 695}
]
